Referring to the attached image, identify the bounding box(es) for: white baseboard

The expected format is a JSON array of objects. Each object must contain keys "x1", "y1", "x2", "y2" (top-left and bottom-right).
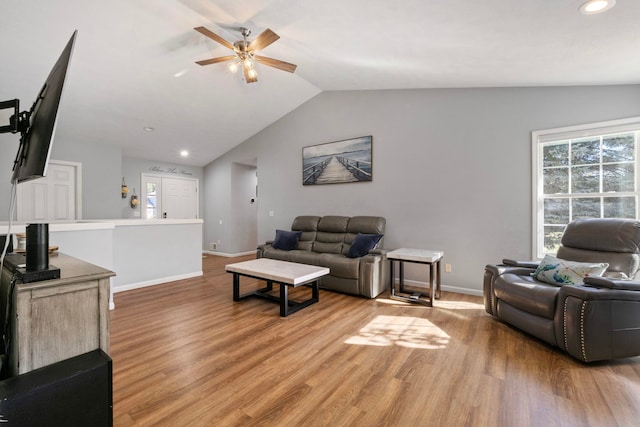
[
  {"x1": 203, "y1": 250, "x2": 255, "y2": 258},
  {"x1": 112, "y1": 271, "x2": 203, "y2": 294},
  {"x1": 394, "y1": 278, "x2": 482, "y2": 297},
  {"x1": 442, "y1": 285, "x2": 482, "y2": 297}
]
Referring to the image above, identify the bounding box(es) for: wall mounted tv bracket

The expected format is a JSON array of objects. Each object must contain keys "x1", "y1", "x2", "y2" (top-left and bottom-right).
[
  {"x1": 1, "y1": 98, "x2": 36, "y2": 173},
  {"x1": 0, "y1": 99, "x2": 30, "y2": 135}
]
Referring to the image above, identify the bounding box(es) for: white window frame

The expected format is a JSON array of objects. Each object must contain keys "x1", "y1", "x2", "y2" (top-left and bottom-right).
[{"x1": 532, "y1": 117, "x2": 640, "y2": 259}]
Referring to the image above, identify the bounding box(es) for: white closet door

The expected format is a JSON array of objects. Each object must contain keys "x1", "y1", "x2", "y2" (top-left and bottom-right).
[{"x1": 17, "y1": 162, "x2": 77, "y2": 222}]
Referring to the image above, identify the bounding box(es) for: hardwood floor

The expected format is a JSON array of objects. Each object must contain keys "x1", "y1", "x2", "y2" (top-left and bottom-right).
[{"x1": 110, "y1": 254, "x2": 640, "y2": 426}]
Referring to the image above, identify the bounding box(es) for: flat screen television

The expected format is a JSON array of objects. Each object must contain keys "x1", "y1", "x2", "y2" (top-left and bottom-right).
[{"x1": 0, "y1": 30, "x2": 77, "y2": 184}]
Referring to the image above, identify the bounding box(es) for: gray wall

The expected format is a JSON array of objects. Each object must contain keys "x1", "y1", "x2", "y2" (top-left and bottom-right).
[
  {"x1": 0, "y1": 141, "x2": 204, "y2": 222},
  {"x1": 203, "y1": 157, "x2": 231, "y2": 253},
  {"x1": 0, "y1": 134, "x2": 19, "y2": 215},
  {"x1": 203, "y1": 85, "x2": 640, "y2": 294},
  {"x1": 51, "y1": 138, "x2": 122, "y2": 219},
  {"x1": 121, "y1": 156, "x2": 204, "y2": 220},
  {"x1": 229, "y1": 163, "x2": 257, "y2": 254},
  {"x1": 0, "y1": 136, "x2": 122, "y2": 220},
  {"x1": 202, "y1": 161, "x2": 256, "y2": 254}
]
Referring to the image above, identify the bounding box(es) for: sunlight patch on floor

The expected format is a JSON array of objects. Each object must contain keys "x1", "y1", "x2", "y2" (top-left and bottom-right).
[
  {"x1": 345, "y1": 315, "x2": 450, "y2": 349},
  {"x1": 376, "y1": 298, "x2": 421, "y2": 306},
  {"x1": 376, "y1": 298, "x2": 483, "y2": 310},
  {"x1": 433, "y1": 300, "x2": 484, "y2": 310}
]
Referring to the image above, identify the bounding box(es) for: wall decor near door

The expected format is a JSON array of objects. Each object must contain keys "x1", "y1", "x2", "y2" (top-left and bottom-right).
[{"x1": 302, "y1": 136, "x2": 372, "y2": 185}]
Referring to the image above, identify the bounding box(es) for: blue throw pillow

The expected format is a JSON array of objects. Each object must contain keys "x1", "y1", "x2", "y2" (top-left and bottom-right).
[
  {"x1": 347, "y1": 233, "x2": 382, "y2": 258},
  {"x1": 272, "y1": 230, "x2": 302, "y2": 251}
]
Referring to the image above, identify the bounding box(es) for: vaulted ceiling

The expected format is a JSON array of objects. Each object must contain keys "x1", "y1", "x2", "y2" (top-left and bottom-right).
[{"x1": 2, "y1": 0, "x2": 638, "y2": 167}]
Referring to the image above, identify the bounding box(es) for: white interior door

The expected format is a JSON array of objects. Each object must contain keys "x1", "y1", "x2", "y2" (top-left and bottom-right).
[
  {"x1": 162, "y1": 177, "x2": 198, "y2": 219},
  {"x1": 17, "y1": 161, "x2": 80, "y2": 222},
  {"x1": 141, "y1": 174, "x2": 198, "y2": 219}
]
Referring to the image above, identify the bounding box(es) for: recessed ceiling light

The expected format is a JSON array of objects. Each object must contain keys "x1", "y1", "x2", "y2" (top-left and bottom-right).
[
  {"x1": 174, "y1": 69, "x2": 188, "y2": 78},
  {"x1": 143, "y1": 126, "x2": 155, "y2": 132},
  {"x1": 580, "y1": 0, "x2": 616, "y2": 15},
  {"x1": 180, "y1": 150, "x2": 189, "y2": 157}
]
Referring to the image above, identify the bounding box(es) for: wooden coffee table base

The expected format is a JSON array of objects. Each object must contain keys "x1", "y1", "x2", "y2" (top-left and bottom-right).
[
  {"x1": 226, "y1": 258, "x2": 329, "y2": 317},
  {"x1": 232, "y1": 274, "x2": 320, "y2": 317}
]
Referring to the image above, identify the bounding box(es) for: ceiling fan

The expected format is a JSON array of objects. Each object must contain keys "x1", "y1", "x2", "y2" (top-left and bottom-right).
[{"x1": 194, "y1": 26, "x2": 297, "y2": 83}]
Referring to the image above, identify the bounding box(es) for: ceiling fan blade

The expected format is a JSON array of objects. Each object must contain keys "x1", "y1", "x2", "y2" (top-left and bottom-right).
[
  {"x1": 194, "y1": 26, "x2": 235, "y2": 51},
  {"x1": 249, "y1": 28, "x2": 279, "y2": 52},
  {"x1": 254, "y1": 55, "x2": 297, "y2": 73},
  {"x1": 243, "y1": 64, "x2": 258, "y2": 83},
  {"x1": 195, "y1": 55, "x2": 237, "y2": 66}
]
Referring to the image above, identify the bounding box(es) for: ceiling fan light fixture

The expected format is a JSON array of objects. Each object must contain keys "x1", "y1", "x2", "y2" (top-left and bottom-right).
[
  {"x1": 580, "y1": 0, "x2": 616, "y2": 15},
  {"x1": 194, "y1": 26, "x2": 296, "y2": 84}
]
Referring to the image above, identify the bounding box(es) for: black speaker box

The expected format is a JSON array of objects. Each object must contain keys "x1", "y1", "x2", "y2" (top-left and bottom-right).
[
  {"x1": 0, "y1": 235, "x2": 13, "y2": 253},
  {"x1": 0, "y1": 349, "x2": 113, "y2": 426}
]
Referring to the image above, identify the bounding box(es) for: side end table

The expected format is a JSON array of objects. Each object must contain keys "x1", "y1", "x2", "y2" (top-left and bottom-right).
[{"x1": 388, "y1": 248, "x2": 443, "y2": 307}]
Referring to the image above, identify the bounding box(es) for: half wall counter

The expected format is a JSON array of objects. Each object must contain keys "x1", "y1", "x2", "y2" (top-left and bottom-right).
[
  {"x1": 0, "y1": 219, "x2": 203, "y2": 308},
  {"x1": 95, "y1": 219, "x2": 203, "y2": 294}
]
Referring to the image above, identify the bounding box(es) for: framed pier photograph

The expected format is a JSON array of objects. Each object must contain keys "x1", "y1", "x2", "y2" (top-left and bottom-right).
[{"x1": 302, "y1": 136, "x2": 372, "y2": 185}]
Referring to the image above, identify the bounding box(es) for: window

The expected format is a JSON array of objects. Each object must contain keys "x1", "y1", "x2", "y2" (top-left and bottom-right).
[
  {"x1": 532, "y1": 117, "x2": 640, "y2": 258},
  {"x1": 146, "y1": 182, "x2": 158, "y2": 219}
]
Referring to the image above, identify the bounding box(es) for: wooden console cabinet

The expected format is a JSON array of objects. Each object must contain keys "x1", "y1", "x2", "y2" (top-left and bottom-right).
[{"x1": 1, "y1": 252, "x2": 114, "y2": 376}]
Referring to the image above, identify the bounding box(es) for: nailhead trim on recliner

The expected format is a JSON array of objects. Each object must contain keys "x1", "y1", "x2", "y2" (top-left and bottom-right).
[
  {"x1": 563, "y1": 298, "x2": 589, "y2": 362},
  {"x1": 563, "y1": 299, "x2": 569, "y2": 351},
  {"x1": 489, "y1": 276, "x2": 495, "y2": 315},
  {"x1": 580, "y1": 301, "x2": 588, "y2": 362}
]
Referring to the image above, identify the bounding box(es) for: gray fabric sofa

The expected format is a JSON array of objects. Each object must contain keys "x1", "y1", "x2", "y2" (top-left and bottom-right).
[
  {"x1": 484, "y1": 218, "x2": 640, "y2": 362},
  {"x1": 257, "y1": 215, "x2": 389, "y2": 298}
]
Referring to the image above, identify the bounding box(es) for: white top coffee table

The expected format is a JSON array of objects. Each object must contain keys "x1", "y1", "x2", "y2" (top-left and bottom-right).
[
  {"x1": 387, "y1": 248, "x2": 443, "y2": 307},
  {"x1": 225, "y1": 258, "x2": 330, "y2": 317}
]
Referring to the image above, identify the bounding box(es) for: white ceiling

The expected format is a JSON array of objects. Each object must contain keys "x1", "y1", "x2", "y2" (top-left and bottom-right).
[{"x1": 1, "y1": 0, "x2": 639, "y2": 167}]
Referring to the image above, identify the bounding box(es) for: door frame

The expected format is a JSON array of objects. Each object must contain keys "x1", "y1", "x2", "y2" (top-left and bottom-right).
[
  {"x1": 141, "y1": 173, "x2": 199, "y2": 219},
  {"x1": 16, "y1": 159, "x2": 83, "y2": 221}
]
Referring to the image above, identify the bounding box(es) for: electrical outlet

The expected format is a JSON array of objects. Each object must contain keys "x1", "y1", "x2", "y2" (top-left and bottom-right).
[
  {"x1": 445, "y1": 263, "x2": 452, "y2": 273},
  {"x1": 210, "y1": 243, "x2": 217, "y2": 250}
]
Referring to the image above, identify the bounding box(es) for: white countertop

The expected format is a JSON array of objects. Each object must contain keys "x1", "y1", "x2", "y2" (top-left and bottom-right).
[
  {"x1": 0, "y1": 221, "x2": 115, "y2": 234},
  {"x1": 0, "y1": 218, "x2": 203, "y2": 234},
  {"x1": 78, "y1": 219, "x2": 203, "y2": 227}
]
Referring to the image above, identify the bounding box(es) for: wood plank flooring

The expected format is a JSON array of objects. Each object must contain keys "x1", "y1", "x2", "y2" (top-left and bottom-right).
[{"x1": 110, "y1": 254, "x2": 640, "y2": 426}]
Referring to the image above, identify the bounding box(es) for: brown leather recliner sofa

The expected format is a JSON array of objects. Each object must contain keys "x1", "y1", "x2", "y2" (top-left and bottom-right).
[
  {"x1": 257, "y1": 215, "x2": 389, "y2": 298},
  {"x1": 484, "y1": 218, "x2": 640, "y2": 362}
]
